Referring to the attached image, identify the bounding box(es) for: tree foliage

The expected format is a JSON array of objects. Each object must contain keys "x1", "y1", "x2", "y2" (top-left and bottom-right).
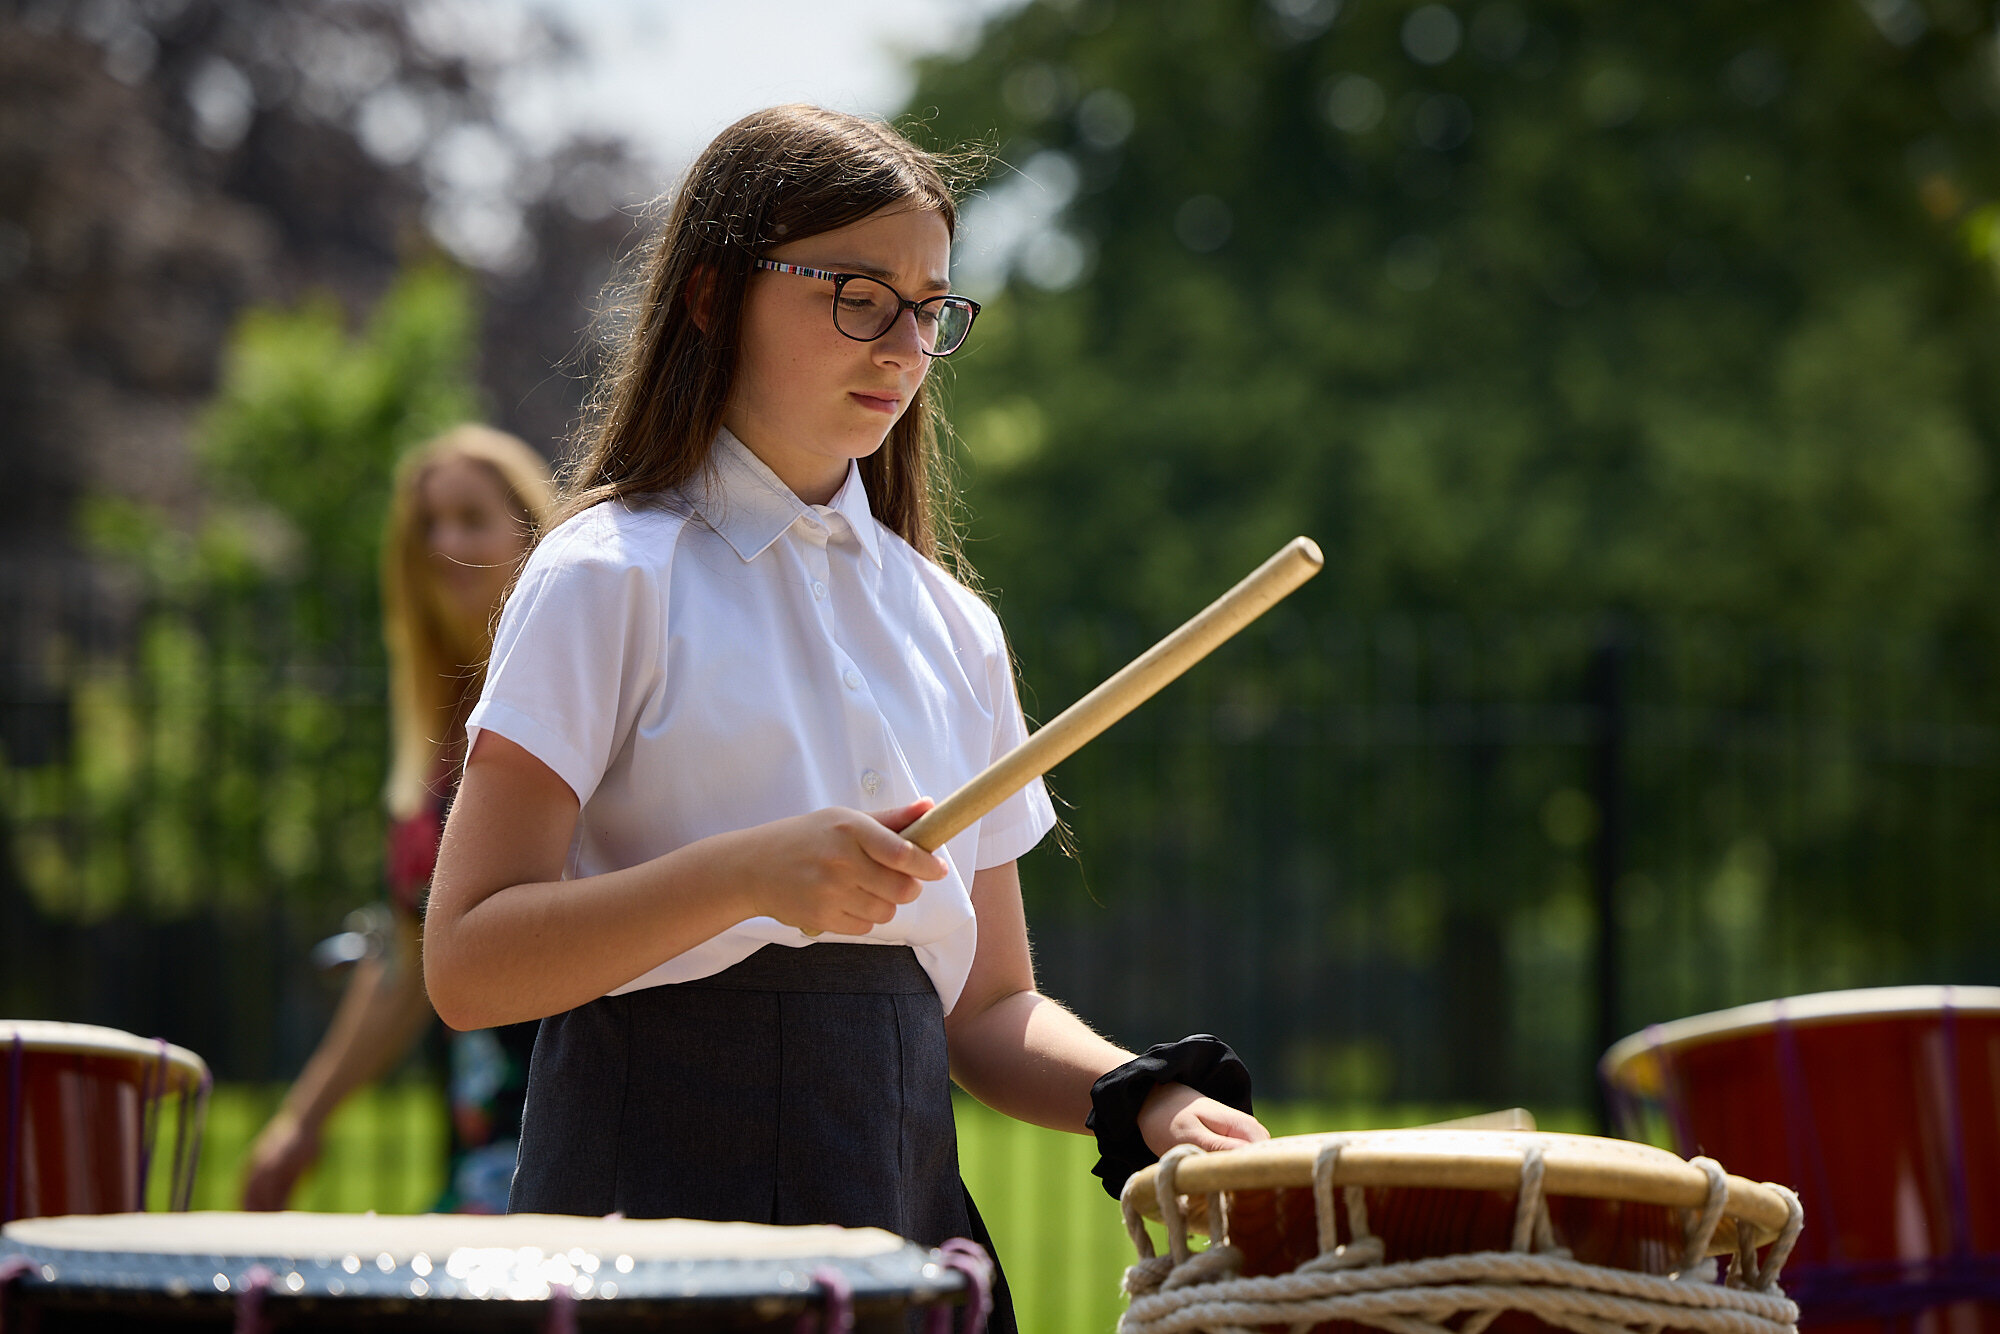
[
  {"x1": 12, "y1": 266, "x2": 484, "y2": 921},
  {"x1": 914, "y1": 0, "x2": 2000, "y2": 638}
]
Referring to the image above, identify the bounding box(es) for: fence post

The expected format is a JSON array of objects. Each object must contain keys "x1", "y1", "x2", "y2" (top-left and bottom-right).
[{"x1": 1589, "y1": 625, "x2": 1628, "y2": 1132}]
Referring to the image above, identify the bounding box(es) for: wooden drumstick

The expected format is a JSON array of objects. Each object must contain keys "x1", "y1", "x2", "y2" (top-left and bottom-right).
[{"x1": 903, "y1": 536, "x2": 1323, "y2": 852}]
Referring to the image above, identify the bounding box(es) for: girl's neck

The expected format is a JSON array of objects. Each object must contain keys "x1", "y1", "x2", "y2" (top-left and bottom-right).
[{"x1": 723, "y1": 418, "x2": 849, "y2": 508}]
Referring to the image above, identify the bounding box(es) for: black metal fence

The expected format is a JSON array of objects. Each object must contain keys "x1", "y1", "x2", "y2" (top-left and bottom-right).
[{"x1": 6, "y1": 567, "x2": 1998, "y2": 1121}]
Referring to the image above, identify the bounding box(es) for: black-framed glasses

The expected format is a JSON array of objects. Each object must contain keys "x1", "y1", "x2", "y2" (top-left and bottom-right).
[{"x1": 753, "y1": 259, "x2": 981, "y2": 357}]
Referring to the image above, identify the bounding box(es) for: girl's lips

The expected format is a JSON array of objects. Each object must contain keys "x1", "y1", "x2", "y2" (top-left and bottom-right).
[{"x1": 850, "y1": 391, "x2": 900, "y2": 414}]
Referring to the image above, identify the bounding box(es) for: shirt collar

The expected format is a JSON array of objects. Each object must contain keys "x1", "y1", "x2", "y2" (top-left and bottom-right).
[{"x1": 696, "y1": 429, "x2": 883, "y2": 568}]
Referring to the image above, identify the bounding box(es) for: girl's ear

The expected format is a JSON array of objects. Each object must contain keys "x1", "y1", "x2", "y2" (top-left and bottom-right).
[{"x1": 686, "y1": 264, "x2": 719, "y2": 334}]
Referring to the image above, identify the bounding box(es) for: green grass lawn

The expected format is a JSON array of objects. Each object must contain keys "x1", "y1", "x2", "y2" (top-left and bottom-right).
[{"x1": 145, "y1": 1084, "x2": 1585, "y2": 1333}]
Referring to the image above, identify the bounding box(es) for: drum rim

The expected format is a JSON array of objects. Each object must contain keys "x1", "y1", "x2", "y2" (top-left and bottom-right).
[
  {"x1": 0, "y1": 1211, "x2": 912, "y2": 1262},
  {"x1": 1599, "y1": 984, "x2": 2000, "y2": 1095},
  {"x1": 0, "y1": 1020, "x2": 209, "y2": 1091},
  {"x1": 0, "y1": 1211, "x2": 970, "y2": 1308},
  {"x1": 1124, "y1": 1128, "x2": 1794, "y2": 1247}
]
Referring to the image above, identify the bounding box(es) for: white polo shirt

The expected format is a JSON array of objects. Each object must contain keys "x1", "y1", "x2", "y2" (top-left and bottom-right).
[{"x1": 466, "y1": 430, "x2": 1055, "y2": 1011}]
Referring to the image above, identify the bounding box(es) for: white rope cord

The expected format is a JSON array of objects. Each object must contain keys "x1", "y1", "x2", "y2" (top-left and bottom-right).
[{"x1": 1117, "y1": 1143, "x2": 1804, "y2": 1334}]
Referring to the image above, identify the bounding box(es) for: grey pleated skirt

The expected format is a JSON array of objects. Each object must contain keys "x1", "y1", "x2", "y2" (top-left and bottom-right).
[{"x1": 509, "y1": 943, "x2": 1014, "y2": 1331}]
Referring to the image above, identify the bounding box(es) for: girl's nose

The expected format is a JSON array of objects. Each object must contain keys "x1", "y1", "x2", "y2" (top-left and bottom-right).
[
  {"x1": 432, "y1": 524, "x2": 473, "y2": 565},
  {"x1": 874, "y1": 307, "x2": 925, "y2": 363}
]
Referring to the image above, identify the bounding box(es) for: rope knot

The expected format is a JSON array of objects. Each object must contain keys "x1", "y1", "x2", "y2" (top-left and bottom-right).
[{"x1": 1122, "y1": 1254, "x2": 1175, "y2": 1299}]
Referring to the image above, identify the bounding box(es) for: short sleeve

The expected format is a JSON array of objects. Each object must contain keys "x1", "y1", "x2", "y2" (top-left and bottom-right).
[
  {"x1": 466, "y1": 514, "x2": 668, "y2": 808},
  {"x1": 970, "y1": 607, "x2": 1057, "y2": 870}
]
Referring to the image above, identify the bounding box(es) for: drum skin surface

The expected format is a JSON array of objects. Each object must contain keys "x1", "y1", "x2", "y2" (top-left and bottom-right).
[
  {"x1": 1603, "y1": 986, "x2": 2000, "y2": 1334},
  {"x1": 0, "y1": 1210, "x2": 975, "y2": 1332},
  {"x1": 1, "y1": 1021, "x2": 208, "y2": 1222}
]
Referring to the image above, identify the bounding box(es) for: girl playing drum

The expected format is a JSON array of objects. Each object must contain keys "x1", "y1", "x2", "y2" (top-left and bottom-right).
[{"x1": 421, "y1": 105, "x2": 1266, "y2": 1331}]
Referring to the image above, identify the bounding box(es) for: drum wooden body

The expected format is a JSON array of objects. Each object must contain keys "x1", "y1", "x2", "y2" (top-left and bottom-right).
[
  {"x1": 0, "y1": 1211, "x2": 985, "y2": 1331},
  {"x1": 1, "y1": 1021, "x2": 209, "y2": 1223},
  {"x1": 1603, "y1": 986, "x2": 2000, "y2": 1334},
  {"x1": 1120, "y1": 1128, "x2": 1800, "y2": 1334}
]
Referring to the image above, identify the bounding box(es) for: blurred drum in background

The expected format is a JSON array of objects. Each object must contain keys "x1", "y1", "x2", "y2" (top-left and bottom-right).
[
  {"x1": 1, "y1": 1020, "x2": 209, "y2": 1223},
  {"x1": 1602, "y1": 985, "x2": 2000, "y2": 1334},
  {"x1": 1115, "y1": 1126, "x2": 1801, "y2": 1334},
  {"x1": 0, "y1": 1210, "x2": 990, "y2": 1331}
]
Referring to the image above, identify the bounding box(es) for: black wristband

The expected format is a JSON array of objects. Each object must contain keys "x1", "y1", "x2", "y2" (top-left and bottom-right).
[{"x1": 1086, "y1": 1034, "x2": 1254, "y2": 1200}]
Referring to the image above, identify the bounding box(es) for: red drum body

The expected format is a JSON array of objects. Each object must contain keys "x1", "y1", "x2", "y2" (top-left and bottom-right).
[
  {"x1": 1603, "y1": 986, "x2": 2000, "y2": 1334},
  {"x1": 1, "y1": 1021, "x2": 209, "y2": 1222}
]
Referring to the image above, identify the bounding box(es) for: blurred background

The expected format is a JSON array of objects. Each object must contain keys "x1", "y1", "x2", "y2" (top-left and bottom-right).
[{"x1": 4, "y1": 0, "x2": 1999, "y2": 1327}]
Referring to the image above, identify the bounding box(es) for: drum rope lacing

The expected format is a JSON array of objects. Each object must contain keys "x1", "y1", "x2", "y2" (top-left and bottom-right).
[
  {"x1": 1117, "y1": 1138, "x2": 1805, "y2": 1334},
  {"x1": 0, "y1": 1255, "x2": 31, "y2": 1334},
  {"x1": 804, "y1": 1263, "x2": 856, "y2": 1334},
  {"x1": 232, "y1": 1263, "x2": 272, "y2": 1334},
  {"x1": 932, "y1": 1236, "x2": 995, "y2": 1334}
]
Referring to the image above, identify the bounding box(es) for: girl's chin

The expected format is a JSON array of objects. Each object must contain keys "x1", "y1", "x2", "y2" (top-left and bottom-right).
[{"x1": 837, "y1": 430, "x2": 895, "y2": 460}]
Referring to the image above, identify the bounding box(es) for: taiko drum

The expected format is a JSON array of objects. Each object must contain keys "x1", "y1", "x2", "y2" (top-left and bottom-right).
[
  {"x1": 1124, "y1": 1127, "x2": 1797, "y2": 1334},
  {"x1": 1, "y1": 1020, "x2": 208, "y2": 1222},
  {"x1": 1603, "y1": 986, "x2": 2000, "y2": 1334},
  {"x1": 0, "y1": 1210, "x2": 985, "y2": 1331}
]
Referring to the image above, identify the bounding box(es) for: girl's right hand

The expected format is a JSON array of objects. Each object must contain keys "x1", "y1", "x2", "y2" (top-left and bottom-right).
[{"x1": 752, "y1": 799, "x2": 948, "y2": 936}]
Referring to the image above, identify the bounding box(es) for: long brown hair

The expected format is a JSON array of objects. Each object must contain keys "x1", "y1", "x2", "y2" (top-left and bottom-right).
[
  {"x1": 382, "y1": 425, "x2": 556, "y2": 818},
  {"x1": 558, "y1": 105, "x2": 980, "y2": 569}
]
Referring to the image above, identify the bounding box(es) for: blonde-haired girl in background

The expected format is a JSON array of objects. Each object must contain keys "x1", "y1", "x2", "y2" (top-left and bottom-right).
[{"x1": 243, "y1": 423, "x2": 555, "y2": 1214}]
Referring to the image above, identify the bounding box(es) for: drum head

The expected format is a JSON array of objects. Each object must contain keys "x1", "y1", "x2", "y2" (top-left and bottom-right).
[
  {"x1": 1124, "y1": 1129, "x2": 1798, "y2": 1306},
  {"x1": 1600, "y1": 985, "x2": 2000, "y2": 1097},
  {"x1": 1127, "y1": 1128, "x2": 1793, "y2": 1252},
  {"x1": 1, "y1": 1212, "x2": 971, "y2": 1331},
  {"x1": 0, "y1": 1021, "x2": 209, "y2": 1093}
]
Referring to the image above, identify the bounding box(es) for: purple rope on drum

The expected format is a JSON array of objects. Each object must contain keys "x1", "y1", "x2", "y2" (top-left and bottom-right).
[
  {"x1": 0, "y1": 1253, "x2": 32, "y2": 1334},
  {"x1": 801, "y1": 1264, "x2": 854, "y2": 1334},
  {"x1": 1940, "y1": 990, "x2": 1973, "y2": 1258},
  {"x1": 232, "y1": 1262, "x2": 273, "y2": 1334},
  {"x1": 544, "y1": 1282, "x2": 578, "y2": 1334},
  {"x1": 170, "y1": 1065, "x2": 212, "y2": 1212},
  {"x1": 1771, "y1": 1002, "x2": 1842, "y2": 1255},
  {"x1": 136, "y1": 1036, "x2": 170, "y2": 1211},
  {"x1": 1644, "y1": 1023, "x2": 1697, "y2": 1155},
  {"x1": 1786, "y1": 1256, "x2": 2000, "y2": 1324},
  {"x1": 3, "y1": 1035, "x2": 20, "y2": 1226},
  {"x1": 932, "y1": 1237, "x2": 993, "y2": 1334}
]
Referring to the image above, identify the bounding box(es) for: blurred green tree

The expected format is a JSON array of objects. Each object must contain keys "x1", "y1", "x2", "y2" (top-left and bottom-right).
[
  {"x1": 905, "y1": 0, "x2": 2000, "y2": 1101},
  {"x1": 10, "y1": 264, "x2": 484, "y2": 920},
  {"x1": 921, "y1": 0, "x2": 1997, "y2": 631}
]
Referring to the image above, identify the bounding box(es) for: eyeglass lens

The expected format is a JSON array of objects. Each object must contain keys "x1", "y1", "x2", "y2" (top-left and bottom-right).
[{"x1": 835, "y1": 277, "x2": 976, "y2": 355}]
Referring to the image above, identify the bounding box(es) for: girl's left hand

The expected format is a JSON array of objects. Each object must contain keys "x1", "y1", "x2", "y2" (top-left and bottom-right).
[{"x1": 1137, "y1": 1081, "x2": 1270, "y2": 1157}]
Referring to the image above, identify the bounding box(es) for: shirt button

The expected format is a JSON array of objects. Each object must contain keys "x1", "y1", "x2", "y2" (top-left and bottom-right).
[
  {"x1": 843, "y1": 669, "x2": 863, "y2": 690},
  {"x1": 861, "y1": 769, "x2": 882, "y2": 797},
  {"x1": 812, "y1": 581, "x2": 827, "y2": 601}
]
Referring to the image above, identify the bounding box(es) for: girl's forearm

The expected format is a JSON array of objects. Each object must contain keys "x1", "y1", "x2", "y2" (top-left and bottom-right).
[
  {"x1": 425, "y1": 830, "x2": 757, "y2": 1030},
  {"x1": 947, "y1": 988, "x2": 1133, "y2": 1133},
  {"x1": 425, "y1": 734, "x2": 942, "y2": 1031}
]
